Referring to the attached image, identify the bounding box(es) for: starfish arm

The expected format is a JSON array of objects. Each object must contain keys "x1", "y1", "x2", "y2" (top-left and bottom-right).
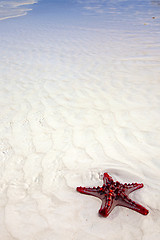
[
  {"x1": 124, "y1": 183, "x2": 144, "y2": 194},
  {"x1": 76, "y1": 186, "x2": 103, "y2": 199},
  {"x1": 103, "y1": 173, "x2": 113, "y2": 185},
  {"x1": 118, "y1": 195, "x2": 149, "y2": 215},
  {"x1": 99, "y1": 197, "x2": 114, "y2": 217}
]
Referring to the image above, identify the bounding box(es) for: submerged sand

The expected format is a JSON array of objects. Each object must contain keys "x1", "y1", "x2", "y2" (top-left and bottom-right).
[{"x1": 0, "y1": 2, "x2": 160, "y2": 239}]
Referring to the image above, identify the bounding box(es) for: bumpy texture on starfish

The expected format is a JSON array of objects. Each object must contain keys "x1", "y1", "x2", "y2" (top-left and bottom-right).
[{"x1": 77, "y1": 173, "x2": 149, "y2": 217}]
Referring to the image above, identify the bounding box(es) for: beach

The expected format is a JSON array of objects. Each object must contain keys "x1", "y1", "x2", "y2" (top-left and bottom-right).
[{"x1": 0, "y1": 0, "x2": 160, "y2": 239}]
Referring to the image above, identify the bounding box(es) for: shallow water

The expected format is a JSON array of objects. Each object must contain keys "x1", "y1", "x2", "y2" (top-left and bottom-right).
[{"x1": 0, "y1": 0, "x2": 160, "y2": 239}]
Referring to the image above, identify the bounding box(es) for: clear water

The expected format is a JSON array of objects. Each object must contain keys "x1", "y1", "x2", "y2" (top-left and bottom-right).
[{"x1": 0, "y1": 1, "x2": 160, "y2": 239}]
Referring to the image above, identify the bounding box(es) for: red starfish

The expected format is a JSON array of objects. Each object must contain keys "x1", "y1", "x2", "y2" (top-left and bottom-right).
[{"x1": 77, "y1": 173, "x2": 149, "y2": 217}]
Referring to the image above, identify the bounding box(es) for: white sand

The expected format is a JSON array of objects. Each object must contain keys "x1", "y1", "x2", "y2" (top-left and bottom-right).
[{"x1": 0, "y1": 1, "x2": 160, "y2": 239}]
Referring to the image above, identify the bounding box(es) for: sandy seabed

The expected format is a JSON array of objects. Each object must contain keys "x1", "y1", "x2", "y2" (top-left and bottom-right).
[{"x1": 0, "y1": 11, "x2": 160, "y2": 240}]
